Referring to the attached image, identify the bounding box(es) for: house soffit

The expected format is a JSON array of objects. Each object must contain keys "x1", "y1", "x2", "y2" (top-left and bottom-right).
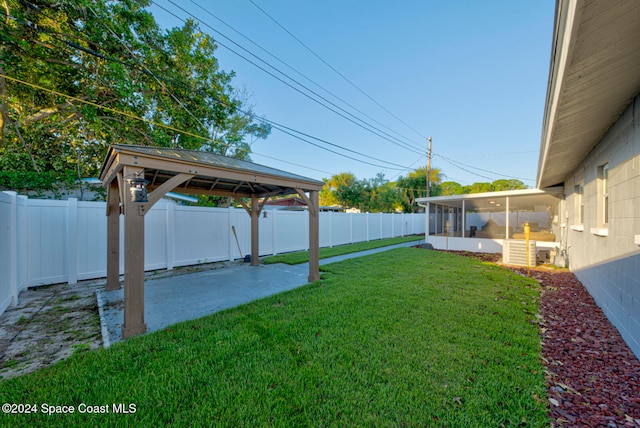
[{"x1": 537, "y1": 0, "x2": 640, "y2": 188}]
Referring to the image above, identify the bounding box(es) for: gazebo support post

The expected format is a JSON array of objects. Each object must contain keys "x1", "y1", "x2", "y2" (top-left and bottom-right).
[
  {"x1": 122, "y1": 166, "x2": 147, "y2": 338},
  {"x1": 308, "y1": 190, "x2": 320, "y2": 282},
  {"x1": 250, "y1": 194, "x2": 260, "y2": 266},
  {"x1": 106, "y1": 180, "x2": 121, "y2": 291},
  {"x1": 296, "y1": 189, "x2": 320, "y2": 282},
  {"x1": 234, "y1": 195, "x2": 270, "y2": 266}
]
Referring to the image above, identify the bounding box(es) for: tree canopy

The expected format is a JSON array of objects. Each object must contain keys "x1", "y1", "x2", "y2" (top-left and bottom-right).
[
  {"x1": 0, "y1": 0, "x2": 270, "y2": 190},
  {"x1": 396, "y1": 167, "x2": 443, "y2": 213},
  {"x1": 319, "y1": 168, "x2": 528, "y2": 213}
]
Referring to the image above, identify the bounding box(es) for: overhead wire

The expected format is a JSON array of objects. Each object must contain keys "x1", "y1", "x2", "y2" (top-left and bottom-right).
[
  {"x1": 247, "y1": 0, "x2": 428, "y2": 141},
  {"x1": 155, "y1": 0, "x2": 424, "y2": 155},
  {"x1": 183, "y1": 3, "x2": 540, "y2": 183},
  {"x1": 86, "y1": 4, "x2": 209, "y2": 136},
  {"x1": 434, "y1": 153, "x2": 534, "y2": 182},
  {"x1": 250, "y1": 151, "x2": 334, "y2": 177},
  {"x1": 2, "y1": 73, "x2": 407, "y2": 172},
  {"x1": 4, "y1": 12, "x2": 416, "y2": 173},
  {"x1": 186, "y1": 0, "x2": 420, "y2": 149},
  {"x1": 7, "y1": 3, "x2": 538, "y2": 186},
  {"x1": 1, "y1": 73, "x2": 223, "y2": 145}
]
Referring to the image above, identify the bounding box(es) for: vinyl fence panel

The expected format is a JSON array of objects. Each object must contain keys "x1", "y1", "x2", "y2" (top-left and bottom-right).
[
  {"x1": 0, "y1": 193, "x2": 425, "y2": 316},
  {"x1": 0, "y1": 192, "x2": 15, "y2": 314}
]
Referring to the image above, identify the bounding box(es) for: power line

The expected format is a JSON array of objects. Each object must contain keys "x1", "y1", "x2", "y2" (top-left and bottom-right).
[
  {"x1": 155, "y1": 0, "x2": 424, "y2": 155},
  {"x1": 434, "y1": 153, "x2": 534, "y2": 182},
  {"x1": 251, "y1": 116, "x2": 412, "y2": 170},
  {"x1": 186, "y1": 0, "x2": 420, "y2": 150},
  {"x1": 250, "y1": 151, "x2": 334, "y2": 177},
  {"x1": 4, "y1": 8, "x2": 424, "y2": 176},
  {"x1": 5, "y1": 12, "x2": 419, "y2": 173},
  {"x1": 453, "y1": 150, "x2": 538, "y2": 158},
  {"x1": 248, "y1": 0, "x2": 428, "y2": 141},
  {"x1": 86, "y1": 4, "x2": 209, "y2": 135},
  {"x1": 2, "y1": 71, "x2": 410, "y2": 173},
  {"x1": 1, "y1": 73, "x2": 223, "y2": 145}
]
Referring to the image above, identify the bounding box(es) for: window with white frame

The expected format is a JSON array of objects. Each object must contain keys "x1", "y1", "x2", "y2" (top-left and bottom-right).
[
  {"x1": 575, "y1": 182, "x2": 584, "y2": 224},
  {"x1": 598, "y1": 163, "x2": 609, "y2": 226}
]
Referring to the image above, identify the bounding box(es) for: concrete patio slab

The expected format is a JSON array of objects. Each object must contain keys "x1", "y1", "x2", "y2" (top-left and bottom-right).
[{"x1": 98, "y1": 239, "x2": 423, "y2": 346}]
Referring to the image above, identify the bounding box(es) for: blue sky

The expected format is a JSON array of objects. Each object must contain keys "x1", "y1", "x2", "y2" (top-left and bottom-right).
[{"x1": 149, "y1": 1, "x2": 555, "y2": 186}]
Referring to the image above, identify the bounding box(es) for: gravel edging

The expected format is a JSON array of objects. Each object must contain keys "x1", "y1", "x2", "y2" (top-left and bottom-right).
[{"x1": 531, "y1": 268, "x2": 640, "y2": 427}]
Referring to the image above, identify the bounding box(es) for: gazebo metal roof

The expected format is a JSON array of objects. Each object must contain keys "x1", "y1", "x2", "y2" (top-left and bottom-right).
[{"x1": 100, "y1": 144, "x2": 324, "y2": 199}]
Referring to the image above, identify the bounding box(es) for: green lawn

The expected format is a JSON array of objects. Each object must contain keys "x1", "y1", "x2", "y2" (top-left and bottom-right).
[
  {"x1": 0, "y1": 248, "x2": 547, "y2": 427},
  {"x1": 262, "y1": 235, "x2": 423, "y2": 265}
]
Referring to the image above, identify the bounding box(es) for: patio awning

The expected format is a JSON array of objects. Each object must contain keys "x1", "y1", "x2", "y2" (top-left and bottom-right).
[
  {"x1": 99, "y1": 144, "x2": 324, "y2": 339},
  {"x1": 416, "y1": 187, "x2": 564, "y2": 212}
]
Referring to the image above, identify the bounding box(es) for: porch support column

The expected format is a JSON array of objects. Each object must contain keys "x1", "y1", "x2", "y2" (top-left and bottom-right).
[
  {"x1": 106, "y1": 180, "x2": 121, "y2": 291},
  {"x1": 462, "y1": 200, "x2": 466, "y2": 238},
  {"x1": 506, "y1": 196, "x2": 510, "y2": 240},
  {"x1": 122, "y1": 166, "x2": 147, "y2": 339},
  {"x1": 425, "y1": 202, "x2": 430, "y2": 241}
]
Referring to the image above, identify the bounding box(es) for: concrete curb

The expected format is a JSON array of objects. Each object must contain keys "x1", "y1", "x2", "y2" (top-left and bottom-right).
[{"x1": 95, "y1": 289, "x2": 111, "y2": 349}]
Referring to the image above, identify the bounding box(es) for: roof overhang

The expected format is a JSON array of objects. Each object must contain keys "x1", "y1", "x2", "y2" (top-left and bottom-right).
[
  {"x1": 99, "y1": 144, "x2": 324, "y2": 198},
  {"x1": 417, "y1": 187, "x2": 564, "y2": 212},
  {"x1": 537, "y1": 0, "x2": 640, "y2": 188}
]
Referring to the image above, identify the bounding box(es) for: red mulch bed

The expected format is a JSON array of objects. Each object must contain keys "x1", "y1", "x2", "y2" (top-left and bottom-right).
[{"x1": 445, "y1": 251, "x2": 640, "y2": 427}]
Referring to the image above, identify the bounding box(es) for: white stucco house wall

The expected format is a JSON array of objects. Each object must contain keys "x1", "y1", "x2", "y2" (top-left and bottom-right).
[{"x1": 418, "y1": 0, "x2": 640, "y2": 358}]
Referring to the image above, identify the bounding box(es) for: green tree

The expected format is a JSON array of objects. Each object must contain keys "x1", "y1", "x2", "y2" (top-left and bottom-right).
[
  {"x1": 357, "y1": 173, "x2": 401, "y2": 213},
  {"x1": 335, "y1": 179, "x2": 367, "y2": 211},
  {"x1": 491, "y1": 179, "x2": 528, "y2": 191},
  {"x1": 463, "y1": 182, "x2": 493, "y2": 194},
  {"x1": 319, "y1": 172, "x2": 355, "y2": 207},
  {"x1": 396, "y1": 166, "x2": 443, "y2": 212},
  {"x1": 440, "y1": 181, "x2": 465, "y2": 195},
  {"x1": 0, "y1": 0, "x2": 269, "y2": 190}
]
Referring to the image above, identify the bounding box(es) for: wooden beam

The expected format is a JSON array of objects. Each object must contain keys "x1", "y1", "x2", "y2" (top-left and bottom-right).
[
  {"x1": 234, "y1": 197, "x2": 251, "y2": 216},
  {"x1": 306, "y1": 190, "x2": 320, "y2": 282},
  {"x1": 150, "y1": 170, "x2": 159, "y2": 186},
  {"x1": 121, "y1": 165, "x2": 147, "y2": 338},
  {"x1": 100, "y1": 154, "x2": 123, "y2": 187},
  {"x1": 208, "y1": 178, "x2": 220, "y2": 191},
  {"x1": 250, "y1": 194, "x2": 259, "y2": 266},
  {"x1": 106, "y1": 180, "x2": 121, "y2": 291},
  {"x1": 296, "y1": 189, "x2": 311, "y2": 206},
  {"x1": 233, "y1": 195, "x2": 270, "y2": 266},
  {"x1": 114, "y1": 153, "x2": 324, "y2": 192},
  {"x1": 146, "y1": 173, "x2": 195, "y2": 207}
]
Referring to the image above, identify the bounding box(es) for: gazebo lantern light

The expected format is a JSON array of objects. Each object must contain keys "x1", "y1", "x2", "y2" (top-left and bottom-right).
[{"x1": 127, "y1": 174, "x2": 149, "y2": 203}]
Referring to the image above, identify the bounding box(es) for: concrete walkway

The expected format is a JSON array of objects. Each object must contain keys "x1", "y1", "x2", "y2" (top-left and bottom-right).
[{"x1": 97, "y1": 239, "x2": 423, "y2": 346}]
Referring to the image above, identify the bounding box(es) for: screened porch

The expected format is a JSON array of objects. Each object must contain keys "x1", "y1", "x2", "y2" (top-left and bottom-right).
[{"x1": 416, "y1": 188, "x2": 564, "y2": 254}]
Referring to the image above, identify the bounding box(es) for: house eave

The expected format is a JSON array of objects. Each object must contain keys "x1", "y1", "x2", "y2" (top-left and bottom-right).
[{"x1": 537, "y1": 0, "x2": 640, "y2": 188}]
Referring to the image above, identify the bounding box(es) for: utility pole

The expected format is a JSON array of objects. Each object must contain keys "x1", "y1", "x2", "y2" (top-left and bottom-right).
[{"x1": 426, "y1": 137, "x2": 432, "y2": 198}]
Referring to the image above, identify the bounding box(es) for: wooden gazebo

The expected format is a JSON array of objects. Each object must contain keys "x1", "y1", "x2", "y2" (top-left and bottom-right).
[{"x1": 99, "y1": 144, "x2": 324, "y2": 338}]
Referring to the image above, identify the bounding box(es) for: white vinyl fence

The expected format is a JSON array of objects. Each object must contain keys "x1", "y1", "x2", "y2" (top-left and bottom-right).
[{"x1": 0, "y1": 192, "x2": 425, "y2": 315}]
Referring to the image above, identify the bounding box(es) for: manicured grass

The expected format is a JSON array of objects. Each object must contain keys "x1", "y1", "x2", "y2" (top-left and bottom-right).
[
  {"x1": 262, "y1": 235, "x2": 423, "y2": 265},
  {"x1": 0, "y1": 249, "x2": 548, "y2": 427}
]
